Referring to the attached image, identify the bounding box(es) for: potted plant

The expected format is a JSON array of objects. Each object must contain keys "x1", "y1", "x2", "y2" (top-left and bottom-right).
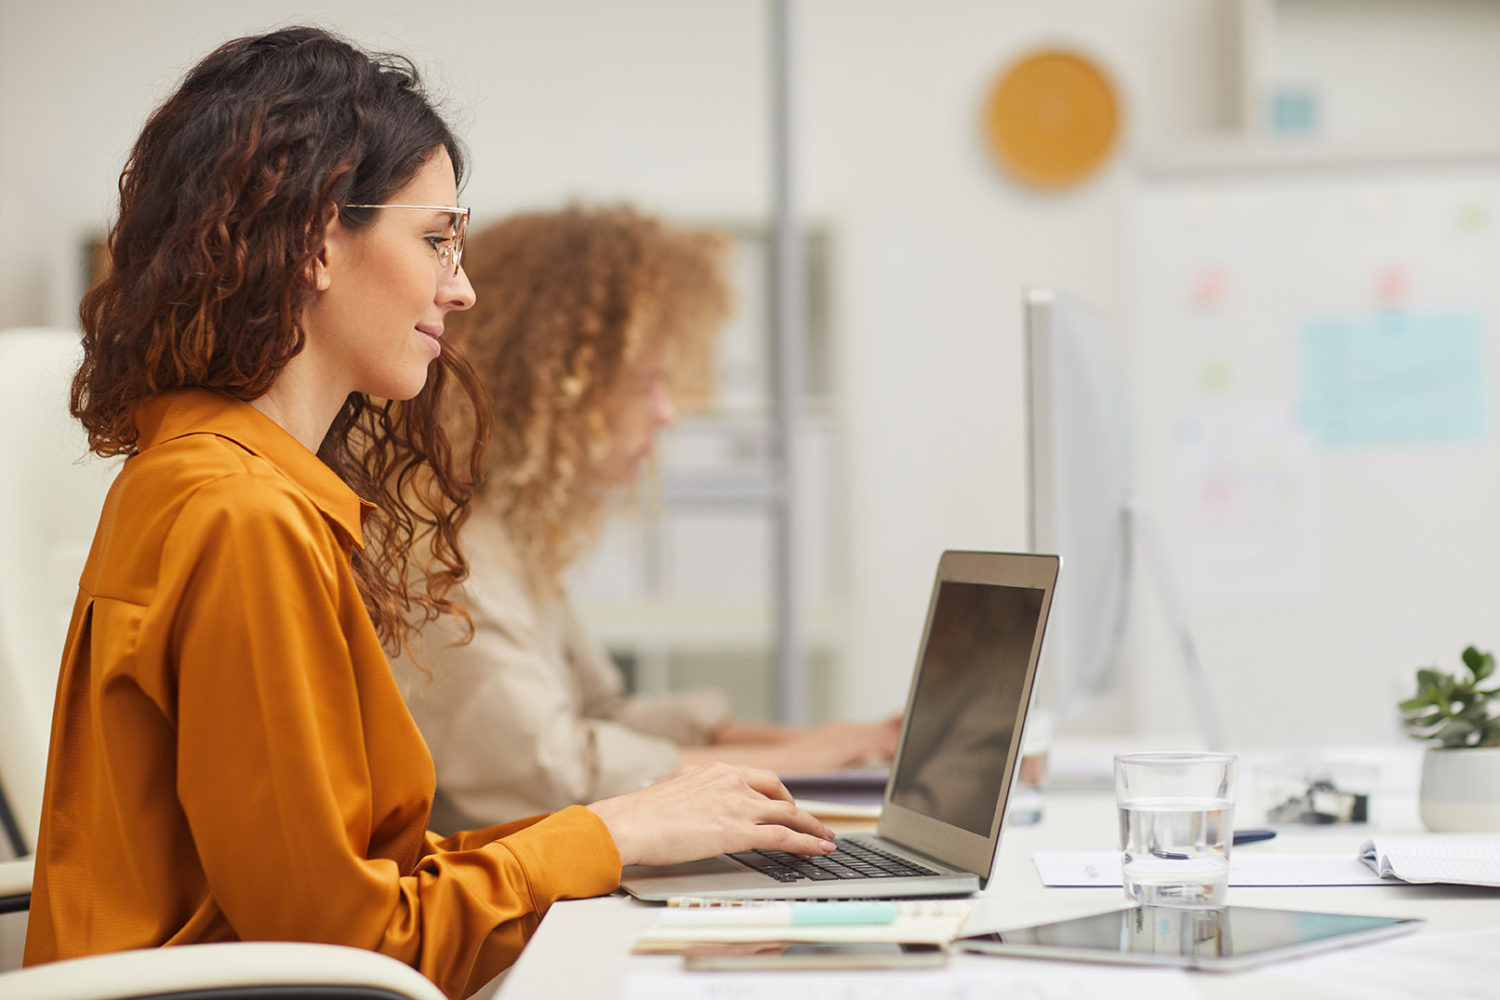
[{"x1": 1399, "y1": 646, "x2": 1500, "y2": 832}]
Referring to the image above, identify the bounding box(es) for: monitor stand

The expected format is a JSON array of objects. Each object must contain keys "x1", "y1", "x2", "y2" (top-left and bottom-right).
[{"x1": 1129, "y1": 504, "x2": 1226, "y2": 750}]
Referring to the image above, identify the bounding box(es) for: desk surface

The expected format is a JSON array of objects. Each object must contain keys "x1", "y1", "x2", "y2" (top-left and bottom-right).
[{"x1": 497, "y1": 779, "x2": 1497, "y2": 999}]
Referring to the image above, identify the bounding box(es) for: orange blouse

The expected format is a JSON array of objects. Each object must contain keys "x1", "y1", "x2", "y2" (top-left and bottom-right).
[{"x1": 23, "y1": 389, "x2": 621, "y2": 999}]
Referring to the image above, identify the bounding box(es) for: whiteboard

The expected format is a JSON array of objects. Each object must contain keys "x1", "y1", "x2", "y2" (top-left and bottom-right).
[{"x1": 1129, "y1": 149, "x2": 1500, "y2": 748}]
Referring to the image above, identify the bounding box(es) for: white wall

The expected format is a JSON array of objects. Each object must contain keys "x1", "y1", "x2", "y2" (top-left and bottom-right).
[{"x1": 9, "y1": 1, "x2": 1488, "y2": 739}]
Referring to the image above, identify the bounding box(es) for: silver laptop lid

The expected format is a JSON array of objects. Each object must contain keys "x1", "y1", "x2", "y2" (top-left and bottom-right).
[{"x1": 875, "y1": 550, "x2": 1059, "y2": 884}]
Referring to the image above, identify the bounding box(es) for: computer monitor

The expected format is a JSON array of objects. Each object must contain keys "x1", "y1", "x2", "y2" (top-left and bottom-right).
[{"x1": 1024, "y1": 287, "x2": 1133, "y2": 720}]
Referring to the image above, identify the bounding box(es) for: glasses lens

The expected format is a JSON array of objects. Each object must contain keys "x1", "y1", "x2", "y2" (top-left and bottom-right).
[{"x1": 450, "y1": 211, "x2": 468, "y2": 274}]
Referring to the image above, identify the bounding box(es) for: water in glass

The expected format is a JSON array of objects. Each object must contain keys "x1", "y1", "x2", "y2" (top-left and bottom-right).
[{"x1": 1118, "y1": 795, "x2": 1232, "y2": 907}]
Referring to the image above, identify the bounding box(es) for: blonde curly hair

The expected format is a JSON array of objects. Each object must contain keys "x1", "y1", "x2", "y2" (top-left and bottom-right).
[{"x1": 445, "y1": 204, "x2": 731, "y2": 594}]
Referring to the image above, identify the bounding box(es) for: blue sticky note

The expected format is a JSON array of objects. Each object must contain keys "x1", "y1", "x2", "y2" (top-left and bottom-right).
[{"x1": 1298, "y1": 311, "x2": 1488, "y2": 448}]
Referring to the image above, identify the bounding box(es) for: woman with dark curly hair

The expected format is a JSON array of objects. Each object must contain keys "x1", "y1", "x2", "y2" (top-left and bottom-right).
[
  {"x1": 398, "y1": 205, "x2": 899, "y2": 832},
  {"x1": 24, "y1": 28, "x2": 834, "y2": 998}
]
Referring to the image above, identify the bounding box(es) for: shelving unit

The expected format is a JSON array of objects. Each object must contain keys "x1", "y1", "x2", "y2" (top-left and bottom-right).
[{"x1": 1235, "y1": 0, "x2": 1500, "y2": 143}]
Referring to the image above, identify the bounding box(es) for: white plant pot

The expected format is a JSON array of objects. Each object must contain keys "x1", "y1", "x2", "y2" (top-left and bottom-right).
[{"x1": 1419, "y1": 746, "x2": 1500, "y2": 832}]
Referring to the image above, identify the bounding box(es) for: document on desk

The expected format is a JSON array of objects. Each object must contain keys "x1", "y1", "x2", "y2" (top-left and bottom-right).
[
  {"x1": 1279, "y1": 927, "x2": 1500, "y2": 1000},
  {"x1": 623, "y1": 966, "x2": 1203, "y2": 1000},
  {"x1": 1034, "y1": 851, "x2": 1388, "y2": 887}
]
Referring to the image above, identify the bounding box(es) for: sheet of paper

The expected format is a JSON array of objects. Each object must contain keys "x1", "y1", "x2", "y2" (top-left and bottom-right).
[
  {"x1": 1279, "y1": 927, "x2": 1500, "y2": 1000},
  {"x1": 1171, "y1": 405, "x2": 1317, "y2": 597},
  {"x1": 623, "y1": 966, "x2": 1202, "y2": 1000},
  {"x1": 1033, "y1": 851, "x2": 1388, "y2": 887}
]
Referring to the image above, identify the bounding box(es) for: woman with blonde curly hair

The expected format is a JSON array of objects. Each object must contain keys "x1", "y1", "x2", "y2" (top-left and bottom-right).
[
  {"x1": 400, "y1": 205, "x2": 899, "y2": 831},
  {"x1": 26, "y1": 30, "x2": 836, "y2": 998}
]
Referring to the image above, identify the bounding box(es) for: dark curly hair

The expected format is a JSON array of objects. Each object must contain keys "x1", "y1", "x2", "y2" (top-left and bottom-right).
[
  {"x1": 72, "y1": 25, "x2": 489, "y2": 652},
  {"x1": 443, "y1": 204, "x2": 730, "y2": 594}
]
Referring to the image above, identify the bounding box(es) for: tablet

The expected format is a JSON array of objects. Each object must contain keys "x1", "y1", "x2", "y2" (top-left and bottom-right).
[{"x1": 956, "y1": 905, "x2": 1422, "y2": 972}]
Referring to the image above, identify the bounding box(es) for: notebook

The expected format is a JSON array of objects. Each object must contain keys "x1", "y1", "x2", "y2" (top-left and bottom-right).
[
  {"x1": 1358, "y1": 836, "x2": 1500, "y2": 888},
  {"x1": 619, "y1": 550, "x2": 1060, "y2": 900},
  {"x1": 631, "y1": 898, "x2": 973, "y2": 951}
]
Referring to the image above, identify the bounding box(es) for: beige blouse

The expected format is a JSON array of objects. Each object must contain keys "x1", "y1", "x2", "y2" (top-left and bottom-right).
[{"x1": 398, "y1": 509, "x2": 731, "y2": 833}]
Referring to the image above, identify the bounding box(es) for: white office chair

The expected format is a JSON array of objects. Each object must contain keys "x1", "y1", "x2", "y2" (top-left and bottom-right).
[
  {"x1": 0, "y1": 329, "x2": 447, "y2": 1000},
  {"x1": 0, "y1": 328, "x2": 115, "y2": 876},
  {"x1": 4, "y1": 943, "x2": 448, "y2": 1000}
]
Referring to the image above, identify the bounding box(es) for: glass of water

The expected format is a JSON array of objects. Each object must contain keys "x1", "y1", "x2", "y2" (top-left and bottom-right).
[{"x1": 1115, "y1": 751, "x2": 1237, "y2": 908}]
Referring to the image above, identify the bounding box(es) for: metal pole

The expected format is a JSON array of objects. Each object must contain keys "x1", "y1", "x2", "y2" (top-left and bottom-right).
[{"x1": 769, "y1": 0, "x2": 805, "y2": 724}]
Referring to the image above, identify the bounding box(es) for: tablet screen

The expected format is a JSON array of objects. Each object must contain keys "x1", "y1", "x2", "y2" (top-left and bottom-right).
[{"x1": 957, "y1": 905, "x2": 1421, "y2": 971}]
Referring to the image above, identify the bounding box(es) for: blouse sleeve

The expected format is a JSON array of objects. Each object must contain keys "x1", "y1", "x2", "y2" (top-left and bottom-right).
[
  {"x1": 560, "y1": 599, "x2": 732, "y2": 747},
  {"x1": 405, "y1": 576, "x2": 683, "y2": 825},
  {"x1": 167, "y1": 480, "x2": 619, "y2": 1000}
]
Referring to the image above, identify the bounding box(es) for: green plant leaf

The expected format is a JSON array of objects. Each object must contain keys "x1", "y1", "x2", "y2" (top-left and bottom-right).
[
  {"x1": 1406, "y1": 711, "x2": 1447, "y2": 728},
  {"x1": 1401, "y1": 650, "x2": 1499, "y2": 740},
  {"x1": 1436, "y1": 718, "x2": 1476, "y2": 747}
]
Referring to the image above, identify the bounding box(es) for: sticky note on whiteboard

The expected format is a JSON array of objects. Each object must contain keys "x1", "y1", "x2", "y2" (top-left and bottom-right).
[{"x1": 1298, "y1": 310, "x2": 1488, "y2": 447}]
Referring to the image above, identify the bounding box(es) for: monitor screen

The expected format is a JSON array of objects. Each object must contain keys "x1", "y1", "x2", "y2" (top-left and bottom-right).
[{"x1": 888, "y1": 580, "x2": 1047, "y2": 835}]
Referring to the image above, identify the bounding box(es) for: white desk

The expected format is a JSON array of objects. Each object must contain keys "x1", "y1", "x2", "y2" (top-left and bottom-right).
[{"x1": 497, "y1": 784, "x2": 1500, "y2": 999}]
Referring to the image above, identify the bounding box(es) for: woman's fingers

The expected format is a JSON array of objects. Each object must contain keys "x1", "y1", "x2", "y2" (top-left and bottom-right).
[
  {"x1": 735, "y1": 765, "x2": 797, "y2": 804},
  {"x1": 740, "y1": 822, "x2": 835, "y2": 858},
  {"x1": 753, "y1": 795, "x2": 835, "y2": 840},
  {"x1": 587, "y1": 763, "x2": 836, "y2": 866}
]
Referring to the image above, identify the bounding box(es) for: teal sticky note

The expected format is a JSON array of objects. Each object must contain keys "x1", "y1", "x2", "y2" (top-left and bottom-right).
[
  {"x1": 1298, "y1": 311, "x2": 1488, "y2": 448},
  {"x1": 789, "y1": 903, "x2": 899, "y2": 927}
]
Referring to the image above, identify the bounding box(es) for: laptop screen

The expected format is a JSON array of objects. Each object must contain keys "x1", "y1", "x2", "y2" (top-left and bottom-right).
[{"x1": 888, "y1": 579, "x2": 1047, "y2": 835}]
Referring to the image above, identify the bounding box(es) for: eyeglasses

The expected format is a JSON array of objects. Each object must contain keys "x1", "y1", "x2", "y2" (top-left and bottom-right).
[{"x1": 343, "y1": 203, "x2": 470, "y2": 276}]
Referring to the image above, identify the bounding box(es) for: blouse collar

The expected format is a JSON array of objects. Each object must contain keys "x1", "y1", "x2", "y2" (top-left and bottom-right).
[{"x1": 134, "y1": 389, "x2": 374, "y2": 549}]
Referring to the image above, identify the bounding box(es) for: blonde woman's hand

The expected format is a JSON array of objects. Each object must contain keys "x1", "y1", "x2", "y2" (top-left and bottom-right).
[
  {"x1": 586, "y1": 762, "x2": 836, "y2": 867},
  {"x1": 777, "y1": 716, "x2": 903, "y2": 772}
]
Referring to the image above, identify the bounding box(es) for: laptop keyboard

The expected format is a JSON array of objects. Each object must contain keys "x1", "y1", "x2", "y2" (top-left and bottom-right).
[{"x1": 728, "y1": 838, "x2": 940, "y2": 883}]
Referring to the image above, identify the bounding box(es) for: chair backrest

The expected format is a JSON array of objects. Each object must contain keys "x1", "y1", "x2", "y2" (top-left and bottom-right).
[{"x1": 0, "y1": 329, "x2": 118, "y2": 855}]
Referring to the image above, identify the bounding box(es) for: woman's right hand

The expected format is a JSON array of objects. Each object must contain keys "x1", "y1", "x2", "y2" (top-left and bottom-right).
[{"x1": 585, "y1": 762, "x2": 836, "y2": 867}]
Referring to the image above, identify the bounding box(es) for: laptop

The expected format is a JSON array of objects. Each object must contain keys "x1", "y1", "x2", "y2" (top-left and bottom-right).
[{"x1": 620, "y1": 549, "x2": 1060, "y2": 901}]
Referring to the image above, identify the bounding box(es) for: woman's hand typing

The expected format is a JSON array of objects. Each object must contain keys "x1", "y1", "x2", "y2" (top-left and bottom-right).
[{"x1": 586, "y1": 762, "x2": 836, "y2": 867}]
